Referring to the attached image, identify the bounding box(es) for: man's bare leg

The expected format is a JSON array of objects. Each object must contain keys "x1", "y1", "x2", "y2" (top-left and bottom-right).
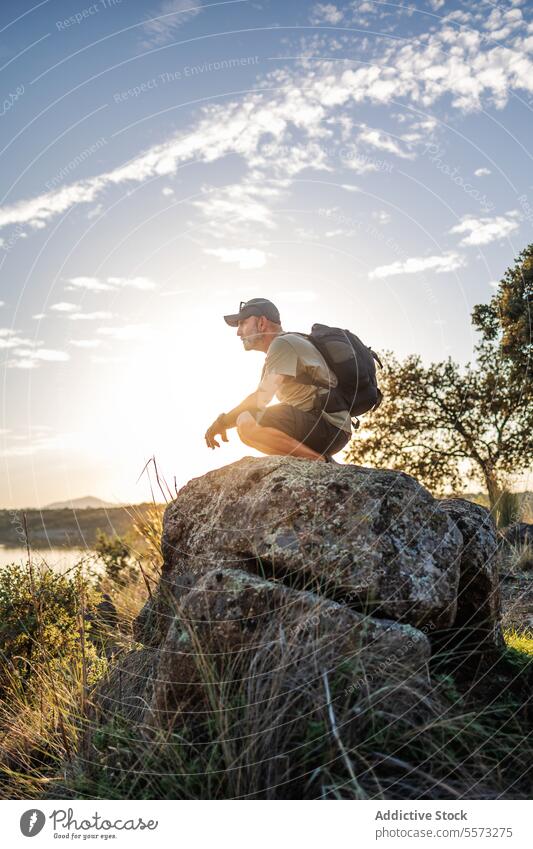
[{"x1": 236, "y1": 412, "x2": 326, "y2": 461}]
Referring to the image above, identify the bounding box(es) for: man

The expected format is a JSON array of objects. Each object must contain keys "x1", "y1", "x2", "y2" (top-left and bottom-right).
[{"x1": 204, "y1": 298, "x2": 352, "y2": 462}]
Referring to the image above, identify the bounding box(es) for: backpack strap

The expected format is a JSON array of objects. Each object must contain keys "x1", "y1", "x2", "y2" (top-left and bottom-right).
[
  {"x1": 369, "y1": 348, "x2": 383, "y2": 369},
  {"x1": 286, "y1": 332, "x2": 334, "y2": 390}
]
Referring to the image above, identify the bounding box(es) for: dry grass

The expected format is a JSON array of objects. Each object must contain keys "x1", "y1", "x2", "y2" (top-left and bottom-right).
[
  {"x1": 0, "y1": 506, "x2": 163, "y2": 800},
  {"x1": 1, "y1": 502, "x2": 532, "y2": 801},
  {"x1": 500, "y1": 542, "x2": 533, "y2": 576},
  {"x1": 62, "y1": 601, "x2": 533, "y2": 801}
]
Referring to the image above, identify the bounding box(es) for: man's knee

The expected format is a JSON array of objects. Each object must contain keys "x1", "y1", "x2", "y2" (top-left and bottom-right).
[{"x1": 236, "y1": 411, "x2": 258, "y2": 444}]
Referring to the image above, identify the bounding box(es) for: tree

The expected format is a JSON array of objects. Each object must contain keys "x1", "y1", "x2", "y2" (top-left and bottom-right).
[
  {"x1": 345, "y1": 247, "x2": 533, "y2": 510},
  {"x1": 472, "y1": 243, "x2": 532, "y2": 379}
]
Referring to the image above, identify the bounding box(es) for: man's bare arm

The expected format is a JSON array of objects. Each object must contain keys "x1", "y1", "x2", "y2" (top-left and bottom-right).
[
  {"x1": 205, "y1": 374, "x2": 284, "y2": 449},
  {"x1": 222, "y1": 391, "x2": 260, "y2": 428},
  {"x1": 224, "y1": 374, "x2": 284, "y2": 427}
]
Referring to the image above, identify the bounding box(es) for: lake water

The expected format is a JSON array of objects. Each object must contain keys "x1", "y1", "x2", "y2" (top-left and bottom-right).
[{"x1": 0, "y1": 546, "x2": 101, "y2": 573}]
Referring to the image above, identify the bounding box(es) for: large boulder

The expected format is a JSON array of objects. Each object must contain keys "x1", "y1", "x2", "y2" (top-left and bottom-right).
[
  {"x1": 161, "y1": 457, "x2": 480, "y2": 632},
  {"x1": 76, "y1": 458, "x2": 508, "y2": 799},
  {"x1": 93, "y1": 462, "x2": 506, "y2": 719}
]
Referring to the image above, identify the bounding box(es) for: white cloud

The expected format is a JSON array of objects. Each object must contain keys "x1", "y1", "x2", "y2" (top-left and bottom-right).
[
  {"x1": 141, "y1": 0, "x2": 202, "y2": 47},
  {"x1": 0, "y1": 10, "x2": 530, "y2": 240},
  {"x1": 0, "y1": 301, "x2": 4, "y2": 307},
  {"x1": 97, "y1": 324, "x2": 151, "y2": 341},
  {"x1": 372, "y1": 210, "x2": 391, "y2": 224},
  {"x1": 0, "y1": 330, "x2": 40, "y2": 353},
  {"x1": 369, "y1": 252, "x2": 465, "y2": 279},
  {"x1": 6, "y1": 347, "x2": 70, "y2": 368},
  {"x1": 0, "y1": 181, "x2": 104, "y2": 232},
  {"x1": 193, "y1": 180, "x2": 285, "y2": 233},
  {"x1": 310, "y1": 3, "x2": 344, "y2": 25},
  {"x1": 358, "y1": 127, "x2": 413, "y2": 159},
  {"x1": 482, "y1": 7, "x2": 524, "y2": 41},
  {"x1": 325, "y1": 229, "x2": 347, "y2": 237},
  {"x1": 7, "y1": 358, "x2": 38, "y2": 370},
  {"x1": 66, "y1": 276, "x2": 114, "y2": 292},
  {"x1": 69, "y1": 311, "x2": 113, "y2": 321},
  {"x1": 107, "y1": 276, "x2": 156, "y2": 291},
  {"x1": 66, "y1": 276, "x2": 156, "y2": 292},
  {"x1": 0, "y1": 335, "x2": 31, "y2": 350},
  {"x1": 50, "y1": 302, "x2": 78, "y2": 312},
  {"x1": 162, "y1": 187, "x2": 174, "y2": 196},
  {"x1": 32, "y1": 348, "x2": 70, "y2": 362},
  {"x1": 474, "y1": 168, "x2": 491, "y2": 177},
  {"x1": 87, "y1": 203, "x2": 104, "y2": 220},
  {"x1": 450, "y1": 214, "x2": 520, "y2": 246},
  {"x1": 32, "y1": 313, "x2": 46, "y2": 320},
  {"x1": 204, "y1": 247, "x2": 268, "y2": 269}
]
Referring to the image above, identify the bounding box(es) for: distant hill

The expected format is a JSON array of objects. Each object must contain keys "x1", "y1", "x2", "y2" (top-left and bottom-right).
[
  {"x1": 44, "y1": 495, "x2": 120, "y2": 510},
  {"x1": 0, "y1": 503, "x2": 163, "y2": 549}
]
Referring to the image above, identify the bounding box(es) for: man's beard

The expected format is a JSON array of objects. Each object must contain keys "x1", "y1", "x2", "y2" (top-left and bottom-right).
[{"x1": 241, "y1": 333, "x2": 261, "y2": 350}]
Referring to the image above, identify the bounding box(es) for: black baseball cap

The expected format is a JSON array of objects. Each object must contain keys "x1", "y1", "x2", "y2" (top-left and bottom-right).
[{"x1": 223, "y1": 298, "x2": 281, "y2": 327}]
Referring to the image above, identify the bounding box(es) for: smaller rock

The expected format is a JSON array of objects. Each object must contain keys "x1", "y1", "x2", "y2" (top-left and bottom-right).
[
  {"x1": 134, "y1": 572, "x2": 198, "y2": 647},
  {"x1": 93, "y1": 648, "x2": 158, "y2": 725},
  {"x1": 437, "y1": 499, "x2": 503, "y2": 652},
  {"x1": 146, "y1": 567, "x2": 431, "y2": 730}
]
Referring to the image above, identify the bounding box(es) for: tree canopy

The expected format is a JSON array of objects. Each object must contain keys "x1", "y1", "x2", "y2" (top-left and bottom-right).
[
  {"x1": 472, "y1": 243, "x2": 532, "y2": 379},
  {"x1": 345, "y1": 245, "x2": 533, "y2": 509}
]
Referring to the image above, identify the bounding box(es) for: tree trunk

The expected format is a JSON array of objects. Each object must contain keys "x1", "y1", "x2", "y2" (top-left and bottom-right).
[{"x1": 483, "y1": 469, "x2": 501, "y2": 514}]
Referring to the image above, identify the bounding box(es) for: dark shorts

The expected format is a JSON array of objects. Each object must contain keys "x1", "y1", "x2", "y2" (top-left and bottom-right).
[{"x1": 254, "y1": 404, "x2": 351, "y2": 456}]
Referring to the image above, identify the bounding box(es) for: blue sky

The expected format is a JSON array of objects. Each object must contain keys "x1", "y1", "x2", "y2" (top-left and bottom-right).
[{"x1": 0, "y1": 0, "x2": 532, "y2": 507}]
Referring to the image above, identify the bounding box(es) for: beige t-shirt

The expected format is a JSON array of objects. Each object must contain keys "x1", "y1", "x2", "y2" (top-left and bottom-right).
[{"x1": 258, "y1": 332, "x2": 352, "y2": 433}]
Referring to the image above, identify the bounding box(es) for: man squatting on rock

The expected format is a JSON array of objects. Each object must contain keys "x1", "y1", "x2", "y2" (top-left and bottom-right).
[{"x1": 204, "y1": 298, "x2": 352, "y2": 463}]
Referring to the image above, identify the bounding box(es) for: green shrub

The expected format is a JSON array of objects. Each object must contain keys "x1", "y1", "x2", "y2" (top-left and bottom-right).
[
  {"x1": 0, "y1": 561, "x2": 101, "y2": 698},
  {"x1": 94, "y1": 531, "x2": 134, "y2": 586}
]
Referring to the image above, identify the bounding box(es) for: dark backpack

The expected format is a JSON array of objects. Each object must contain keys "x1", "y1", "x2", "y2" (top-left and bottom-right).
[{"x1": 295, "y1": 324, "x2": 383, "y2": 422}]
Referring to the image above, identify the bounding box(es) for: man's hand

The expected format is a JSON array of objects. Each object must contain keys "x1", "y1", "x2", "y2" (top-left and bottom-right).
[
  {"x1": 205, "y1": 413, "x2": 229, "y2": 449},
  {"x1": 205, "y1": 377, "x2": 283, "y2": 449}
]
